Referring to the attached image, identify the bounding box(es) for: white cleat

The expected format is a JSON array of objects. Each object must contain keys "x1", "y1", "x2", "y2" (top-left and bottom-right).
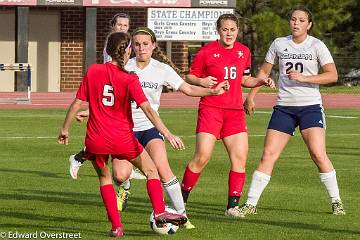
[
  {"x1": 69, "y1": 155, "x2": 82, "y2": 180},
  {"x1": 129, "y1": 168, "x2": 146, "y2": 180}
]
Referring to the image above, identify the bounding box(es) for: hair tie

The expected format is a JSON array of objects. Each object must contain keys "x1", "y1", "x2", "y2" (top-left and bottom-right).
[{"x1": 126, "y1": 40, "x2": 132, "y2": 50}]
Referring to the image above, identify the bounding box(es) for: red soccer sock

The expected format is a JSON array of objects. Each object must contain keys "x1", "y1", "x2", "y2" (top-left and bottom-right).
[
  {"x1": 100, "y1": 184, "x2": 122, "y2": 230},
  {"x1": 228, "y1": 170, "x2": 246, "y2": 197},
  {"x1": 147, "y1": 179, "x2": 166, "y2": 215},
  {"x1": 181, "y1": 165, "x2": 201, "y2": 192}
]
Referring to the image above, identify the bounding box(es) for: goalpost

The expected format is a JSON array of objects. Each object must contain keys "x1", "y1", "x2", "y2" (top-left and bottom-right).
[{"x1": 0, "y1": 63, "x2": 31, "y2": 104}]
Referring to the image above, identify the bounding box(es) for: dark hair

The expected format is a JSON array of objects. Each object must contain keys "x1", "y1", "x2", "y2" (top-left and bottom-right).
[
  {"x1": 106, "y1": 32, "x2": 131, "y2": 72},
  {"x1": 216, "y1": 13, "x2": 239, "y2": 30},
  {"x1": 290, "y1": 5, "x2": 314, "y2": 31},
  {"x1": 109, "y1": 12, "x2": 130, "y2": 29},
  {"x1": 132, "y1": 27, "x2": 183, "y2": 75}
]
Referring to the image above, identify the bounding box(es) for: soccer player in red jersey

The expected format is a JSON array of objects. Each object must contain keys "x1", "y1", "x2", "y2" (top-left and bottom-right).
[
  {"x1": 57, "y1": 32, "x2": 187, "y2": 238},
  {"x1": 180, "y1": 13, "x2": 275, "y2": 217}
]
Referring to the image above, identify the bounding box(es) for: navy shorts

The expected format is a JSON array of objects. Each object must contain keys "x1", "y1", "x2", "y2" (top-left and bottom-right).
[
  {"x1": 267, "y1": 104, "x2": 325, "y2": 136},
  {"x1": 134, "y1": 127, "x2": 164, "y2": 147}
]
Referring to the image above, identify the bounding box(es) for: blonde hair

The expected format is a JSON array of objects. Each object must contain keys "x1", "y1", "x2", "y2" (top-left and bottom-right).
[{"x1": 132, "y1": 27, "x2": 183, "y2": 75}]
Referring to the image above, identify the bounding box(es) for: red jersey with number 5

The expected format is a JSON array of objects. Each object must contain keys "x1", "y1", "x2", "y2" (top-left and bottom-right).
[
  {"x1": 76, "y1": 63, "x2": 147, "y2": 154},
  {"x1": 190, "y1": 41, "x2": 251, "y2": 109}
]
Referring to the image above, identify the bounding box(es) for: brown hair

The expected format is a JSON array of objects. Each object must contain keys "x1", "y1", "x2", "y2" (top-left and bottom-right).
[
  {"x1": 290, "y1": 5, "x2": 314, "y2": 31},
  {"x1": 216, "y1": 13, "x2": 239, "y2": 30},
  {"x1": 132, "y1": 27, "x2": 183, "y2": 75},
  {"x1": 109, "y1": 12, "x2": 130, "y2": 32},
  {"x1": 106, "y1": 32, "x2": 131, "y2": 72}
]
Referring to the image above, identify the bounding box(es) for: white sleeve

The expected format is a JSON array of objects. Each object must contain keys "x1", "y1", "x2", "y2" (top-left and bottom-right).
[
  {"x1": 265, "y1": 40, "x2": 277, "y2": 64},
  {"x1": 316, "y1": 41, "x2": 334, "y2": 66},
  {"x1": 163, "y1": 65, "x2": 184, "y2": 91}
]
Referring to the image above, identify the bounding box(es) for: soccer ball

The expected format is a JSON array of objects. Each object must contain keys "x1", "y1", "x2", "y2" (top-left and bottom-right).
[{"x1": 149, "y1": 207, "x2": 179, "y2": 235}]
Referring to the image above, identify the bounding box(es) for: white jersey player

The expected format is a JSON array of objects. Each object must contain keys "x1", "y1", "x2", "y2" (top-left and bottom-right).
[
  {"x1": 267, "y1": 35, "x2": 334, "y2": 106},
  {"x1": 241, "y1": 5, "x2": 345, "y2": 216},
  {"x1": 126, "y1": 57, "x2": 184, "y2": 132}
]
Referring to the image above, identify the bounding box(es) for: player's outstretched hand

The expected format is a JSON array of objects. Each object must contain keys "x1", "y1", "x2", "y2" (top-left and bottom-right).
[
  {"x1": 58, "y1": 129, "x2": 69, "y2": 145},
  {"x1": 244, "y1": 97, "x2": 256, "y2": 115},
  {"x1": 200, "y1": 76, "x2": 218, "y2": 88},
  {"x1": 211, "y1": 80, "x2": 230, "y2": 95},
  {"x1": 76, "y1": 109, "x2": 89, "y2": 122},
  {"x1": 164, "y1": 133, "x2": 185, "y2": 150},
  {"x1": 262, "y1": 77, "x2": 276, "y2": 89}
]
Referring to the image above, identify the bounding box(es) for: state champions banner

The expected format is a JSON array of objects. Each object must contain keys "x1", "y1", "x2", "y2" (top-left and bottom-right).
[{"x1": 148, "y1": 8, "x2": 234, "y2": 41}]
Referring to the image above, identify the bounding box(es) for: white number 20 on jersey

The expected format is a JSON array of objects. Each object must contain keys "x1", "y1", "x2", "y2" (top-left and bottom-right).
[
  {"x1": 102, "y1": 84, "x2": 114, "y2": 106},
  {"x1": 224, "y1": 66, "x2": 237, "y2": 80}
]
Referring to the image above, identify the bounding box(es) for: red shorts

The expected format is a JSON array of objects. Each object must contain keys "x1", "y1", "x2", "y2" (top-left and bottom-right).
[
  {"x1": 196, "y1": 104, "x2": 247, "y2": 140},
  {"x1": 84, "y1": 147, "x2": 143, "y2": 169}
]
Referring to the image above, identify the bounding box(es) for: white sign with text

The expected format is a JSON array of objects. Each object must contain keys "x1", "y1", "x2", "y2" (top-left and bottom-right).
[{"x1": 147, "y1": 8, "x2": 234, "y2": 41}]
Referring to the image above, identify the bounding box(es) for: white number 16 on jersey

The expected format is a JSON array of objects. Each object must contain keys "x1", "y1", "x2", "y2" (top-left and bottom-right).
[
  {"x1": 224, "y1": 66, "x2": 237, "y2": 80},
  {"x1": 102, "y1": 84, "x2": 114, "y2": 106}
]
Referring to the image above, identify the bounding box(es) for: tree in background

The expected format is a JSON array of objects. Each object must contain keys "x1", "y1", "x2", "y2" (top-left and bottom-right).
[{"x1": 236, "y1": 0, "x2": 356, "y2": 56}]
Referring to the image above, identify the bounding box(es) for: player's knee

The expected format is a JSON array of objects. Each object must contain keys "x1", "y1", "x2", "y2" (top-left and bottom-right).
[
  {"x1": 191, "y1": 155, "x2": 210, "y2": 170},
  {"x1": 261, "y1": 149, "x2": 278, "y2": 162},
  {"x1": 113, "y1": 169, "x2": 131, "y2": 183},
  {"x1": 310, "y1": 151, "x2": 328, "y2": 165}
]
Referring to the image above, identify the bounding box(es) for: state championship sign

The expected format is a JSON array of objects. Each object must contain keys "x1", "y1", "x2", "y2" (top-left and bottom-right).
[{"x1": 147, "y1": 8, "x2": 234, "y2": 41}]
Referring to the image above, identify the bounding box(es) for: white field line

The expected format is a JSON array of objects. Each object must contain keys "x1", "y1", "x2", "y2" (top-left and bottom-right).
[
  {"x1": 1, "y1": 133, "x2": 360, "y2": 139},
  {"x1": 161, "y1": 110, "x2": 359, "y2": 119}
]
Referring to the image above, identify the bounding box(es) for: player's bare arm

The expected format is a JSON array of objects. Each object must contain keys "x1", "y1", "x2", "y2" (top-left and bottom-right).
[
  {"x1": 287, "y1": 63, "x2": 338, "y2": 84},
  {"x1": 242, "y1": 75, "x2": 276, "y2": 89},
  {"x1": 185, "y1": 74, "x2": 218, "y2": 88},
  {"x1": 75, "y1": 109, "x2": 89, "y2": 122},
  {"x1": 178, "y1": 80, "x2": 229, "y2": 97},
  {"x1": 58, "y1": 98, "x2": 83, "y2": 145},
  {"x1": 244, "y1": 62, "x2": 274, "y2": 115}
]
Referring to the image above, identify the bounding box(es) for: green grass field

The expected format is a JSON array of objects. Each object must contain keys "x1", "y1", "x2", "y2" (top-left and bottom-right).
[{"x1": 0, "y1": 108, "x2": 359, "y2": 240}]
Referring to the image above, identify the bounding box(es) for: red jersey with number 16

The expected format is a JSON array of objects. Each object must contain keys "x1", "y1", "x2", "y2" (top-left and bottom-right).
[
  {"x1": 190, "y1": 41, "x2": 251, "y2": 109},
  {"x1": 76, "y1": 63, "x2": 147, "y2": 154}
]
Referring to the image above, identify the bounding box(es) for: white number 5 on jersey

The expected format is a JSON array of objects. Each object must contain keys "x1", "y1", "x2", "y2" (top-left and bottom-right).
[
  {"x1": 102, "y1": 84, "x2": 114, "y2": 106},
  {"x1": 224, "y1": 66, "x2": 237, "y2": 80}
]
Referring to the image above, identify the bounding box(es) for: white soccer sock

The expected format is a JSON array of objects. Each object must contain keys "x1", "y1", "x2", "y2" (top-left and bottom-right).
[
  {"x1": 246, "y1": 170, "x2": 271, "y2": 207},
  {"x1": 113, "y1": 177, "x2": 131, "y2": 190},
  {"x1": 121, "y1": 179, "x2": 131, "y2": 190},
  {"x1": 163, "y1": 177, "x2": 186, "y2": 215},
  {"x1": 319, "y1": 170, "x2": 341, "y2": 203}
]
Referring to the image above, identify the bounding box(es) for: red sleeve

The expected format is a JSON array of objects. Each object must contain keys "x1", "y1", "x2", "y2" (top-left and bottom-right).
[
  {"x1": 128, "y1": 74, "x2": 148, "y2": 106},
  {"x1": 76, "y1": 72, "x2": 89, "y2": 102},
  {"x1": 189, "y1": 47, "x2": 206, "y2": 77}
]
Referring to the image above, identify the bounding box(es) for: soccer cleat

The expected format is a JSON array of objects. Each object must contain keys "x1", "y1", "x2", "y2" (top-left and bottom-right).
[
  {"x1": 238, "y1": 203, "x2": 257, "y2": 216},
  {"x1": 332, "y1": 200, "x2": 346, "y2": 215},
  {"x1": 116, "y1": 187, "x2": 130, "y2": 212},
  {"x1": 225, "y1": 204, "x2": 257, "y2": 218},
  {"x1": 154, "y1": 212, "x2": 187, "y2": 227},
  {"x1": 69, "y1": 154, "x2": 83, "y2": 180},
  {"x1": 110, "y1": 226, "x2": 123, "y2": 238},
  {"x1": 181, "y1": 219, "x2": 195, "y2": 229},
  {"x1": 130, "y1": 168, "x2": 147, "y2": 180}
]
